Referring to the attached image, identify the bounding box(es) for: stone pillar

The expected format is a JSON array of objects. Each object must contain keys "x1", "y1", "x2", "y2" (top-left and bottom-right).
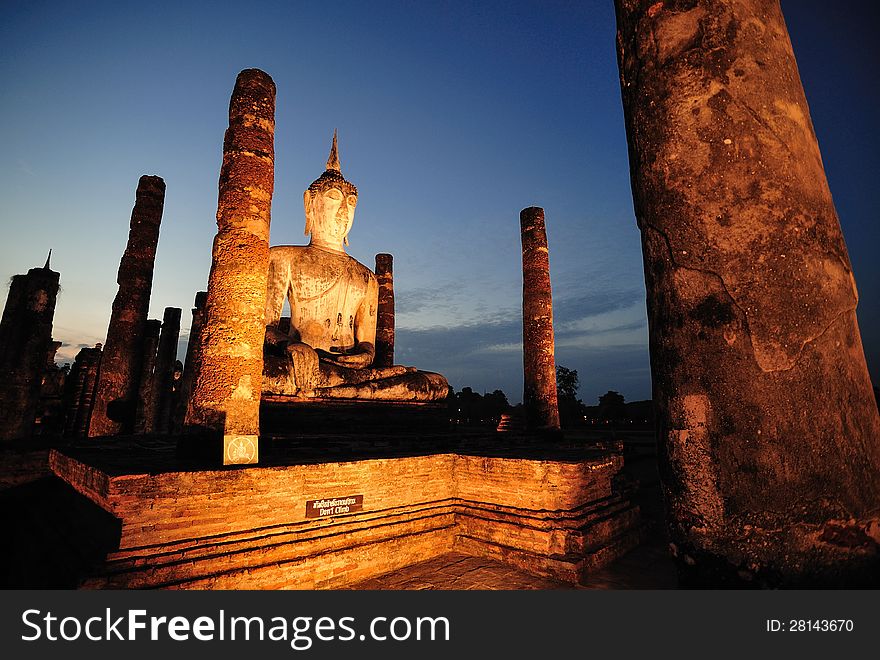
[
  {"x1": 520, "y1": 207, "x2": 560, "y2": 432},
  {"x1": 374, "y1": 253, "x2": 395, "y2": 368},
  {"x1": 63, "y1": 344, "x2": 102, "y2": 438},
  {"x1": 0, "y1": 261, "x2": 60, "y2": 441},
  {"x1": 173, "y1": 291, "x2": 208, "y2": 434},
  {"x1": 45, "y1": 340, "x2": 62, "y2": 368},
  {"x1": 134, "y1": 319, "x2": 162, "y2": 434},
  {"x1": 35, "y1": 340, "x2": 66, "y2": 436},
  {"x1": 185, "y1": 69, "x2": 275, "y2": 465},
  {"x1": 153, "y1": 307, "x2": 181, "y2": 434},
  {"x1": 615, "y1": 0, "x2": 880, "y2": 585},
  {"x1": 89, "y1": 175, "x2": 165, "y2": 437}
]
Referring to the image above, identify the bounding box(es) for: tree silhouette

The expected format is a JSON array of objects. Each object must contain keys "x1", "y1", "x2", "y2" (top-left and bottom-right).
[
  {"x1": 556, "y1": 365, "x2": 579, "y2": 400},
  {"x1": 556, "y1": 365, "x2": 585, "y2": 427},
  {"x1": 598, "y1": 390, "x2": 627, "y2": 422},
  {"x1": 449, "y1": 386, "x2": 510, "y2": 426}
]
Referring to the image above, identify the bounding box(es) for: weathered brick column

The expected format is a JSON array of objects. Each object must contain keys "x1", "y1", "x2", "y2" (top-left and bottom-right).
[
  {"x1": 173, "y1": 291, "x2": 207, "y2": 434},
  {"x1": 63, "y1": 344, "x2": 102, "y2": 438},
  {"x1": 615, "y1": 0, "x2": 880, "y2": 585},
  {"x1": 185, "y1": 69, "x2": 275, "y2": 465},
  {"x1": 374, "y1": 253, "x2": 395, "y2": 368},
  {"x1": 134, "y1": 319, "x2": 162, "y2": 434},
  {"x1": 89, "y1": 175, "x2": 165, "y2": 437},
  {"x1": 520, "y1": 207, "x2": 560, "y2": 432},
  {"x1": 0, "y1": 260, "x2": 60, "y2": 441},
  {"x1": 154, "y1": 307, "x2": 181, "y2": 434}
]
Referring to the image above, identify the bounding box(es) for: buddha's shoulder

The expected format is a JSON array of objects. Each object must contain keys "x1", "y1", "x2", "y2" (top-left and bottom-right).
[
  {"x1": 269, "y1": 246, "x2": 375, "y2": 280},
  {"x1": 269, "y1": 244, "x2": 309, "y2": 260}
]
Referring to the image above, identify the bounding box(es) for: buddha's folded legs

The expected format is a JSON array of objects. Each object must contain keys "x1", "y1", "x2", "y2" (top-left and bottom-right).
[
  {"x1": 311, "y1": 371, "x2": 449, "y2": 402},
  {"x1": 263, "y1": 350, "x2": 447, "y2": 401}
]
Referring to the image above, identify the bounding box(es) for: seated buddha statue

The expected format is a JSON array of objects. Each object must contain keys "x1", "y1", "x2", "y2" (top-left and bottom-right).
[{"x1": 262, "y1": 132, "x2": 448, "y2": 402}]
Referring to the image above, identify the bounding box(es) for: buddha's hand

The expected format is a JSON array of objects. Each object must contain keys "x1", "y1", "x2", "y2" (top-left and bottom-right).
[
  {"x1": 285, "y1": 342, "x2": 321, "y2": 390},
  {"x1": 317, "y1": 342, "x2": 375, "y2": 369},
  {"x1": 285, "y1": 341, "x2": 319, "y2": 363}
]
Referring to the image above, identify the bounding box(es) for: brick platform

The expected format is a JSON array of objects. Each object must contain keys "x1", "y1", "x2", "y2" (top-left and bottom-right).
[{"x1": 49, "y1": 435, "x2": 641, "y2": 589}]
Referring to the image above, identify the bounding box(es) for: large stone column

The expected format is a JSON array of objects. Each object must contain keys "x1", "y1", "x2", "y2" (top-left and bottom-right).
[
  {"x1": 374, "y1": 253, "x2": 395, "y2": 368},
  {"x1": 520, "y1": 207, "x2": 560, "y2": 432},
  {"x1": 134, "y1": 319, "x2": 162, "y2": 434},
  {"x1": 615, "y1": 0, "x2": 880, "y2": 585},
  {"x1": 89, "y1": 175, "x2": 165, "y2": 437},
  {"x1": 185, "y1": 69, "x2": 275, "y2": 465},
  {"x1": 173, "y1": 291, "x2": 207, "y2": 434},
  {"x1": 0, "y1": 260, "x2": 60, "y2": 441}
]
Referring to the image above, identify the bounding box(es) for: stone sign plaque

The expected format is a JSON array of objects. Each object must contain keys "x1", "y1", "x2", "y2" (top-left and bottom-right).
[
  {"x1": 223, "y1": 434, "x2": 258, "y2": 465},
  {"x1": 305, "y1": 495, "x2": 364, "y2": 519}
]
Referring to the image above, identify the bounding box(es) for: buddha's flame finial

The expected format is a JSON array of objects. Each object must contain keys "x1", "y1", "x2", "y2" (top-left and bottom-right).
[
  {"x1": 44, "y1": 249, "x2": 52, "y2": 270},
  {"x1": 326, "y1": 129, "x2": 340, "y2": 171}
]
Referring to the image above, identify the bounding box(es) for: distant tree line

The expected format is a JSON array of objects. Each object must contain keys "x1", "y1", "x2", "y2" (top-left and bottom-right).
[
  {"x1": 446, "y1": 365, "x2": 653, "y2": 429},
  {"x1": 447, "y1": 387, "x2": 511, "y2": 427},
  {"x1": 557, "y1": 365, "x2": 653, "y2": 427}
]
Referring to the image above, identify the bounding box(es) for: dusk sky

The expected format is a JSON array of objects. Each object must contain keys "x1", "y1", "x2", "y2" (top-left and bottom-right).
[{"x1": 1, "y1": 0, "x2": 877, "y2": 405}]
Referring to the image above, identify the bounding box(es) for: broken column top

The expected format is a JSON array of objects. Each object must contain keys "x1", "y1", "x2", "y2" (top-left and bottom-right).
[
  {"x1": 138, "y1": 175, "x2": 165, "y2": 192},
  {"x1": 229, "y1": 69, "x2": 276, "y2": 122}
]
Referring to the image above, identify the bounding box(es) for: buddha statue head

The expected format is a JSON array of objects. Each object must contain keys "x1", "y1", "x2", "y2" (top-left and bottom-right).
[{"x1": 304, "y1": 130, "x2": 358, "y2": 252}]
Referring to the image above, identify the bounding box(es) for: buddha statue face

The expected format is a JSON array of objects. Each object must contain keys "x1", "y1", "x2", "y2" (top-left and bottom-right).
[
  {"x1": 304, "y1": 131, "x2": 358, "y2": 251},
  {"x1": 304, "y1": 185, "x2": 358, "y2": 250}
]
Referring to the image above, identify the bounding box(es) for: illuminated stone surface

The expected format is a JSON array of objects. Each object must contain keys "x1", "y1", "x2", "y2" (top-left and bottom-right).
[
  {"x1": 263, "y1": 134, "x2": 447, "y2": 402},
  {"x1": 520, "y1": 207, "x2": 560, "y2": 432},
  {"x1": 0, "y1": 259, "x2": 60, "y2": 441},
  {"x1": 374, "y1": 253, "x2": 395, "y2": 368},
  {"x1": 89, "y1": 175, "x2": 165, "y2": 437},
  {"x1": 185, "y1": 69, "x2": 276, "y2": 459},
  {"x1": 616, "y1": 0, "x2": 880, "y2": 585},
  {"x1": 348, "y1": 545, "x2": 677, "y2": 590}
]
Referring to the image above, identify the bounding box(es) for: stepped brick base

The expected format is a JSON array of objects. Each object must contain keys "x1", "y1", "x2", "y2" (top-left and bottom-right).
[{"x1": 49, "y1": 442, "x2": 641, "y2": 589}]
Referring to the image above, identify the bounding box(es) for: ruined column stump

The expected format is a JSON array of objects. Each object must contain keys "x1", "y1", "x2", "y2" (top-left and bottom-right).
[
  {"x1": 173, "y1": 291, "x2": 207, "y2": 434},
  {"x1": 63, "y1": 344, "x2": 102, "y2": 438},
  {"x1": 520, "y1": 207, "x2": 560, "y2": 433},
  {"x1": 615, "y1": 0, "x2": 880, "y2": 585},
  {"x1": 153, "y1": 307, "x2": 181, "y2": 434},
  {"x1": 185, "y1": 69, "x2": 275, "y2": 465},
  {"x1": 374, "y1": 253, "x2": 395, "y2": 368},
  {"x1": 134, "y1": 319, "x2": 162, "y2": 434},
  {"x1": 0, "y1": 260, "x2": 60, "y2": 441},
  {"x1": 89, "y1": 175, "x2": 165, "y2": 437}
]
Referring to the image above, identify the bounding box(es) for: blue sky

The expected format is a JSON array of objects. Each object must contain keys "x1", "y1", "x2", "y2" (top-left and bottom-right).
[{"x1": 1, "y1": 0, "x2": 877, "y2": 405}]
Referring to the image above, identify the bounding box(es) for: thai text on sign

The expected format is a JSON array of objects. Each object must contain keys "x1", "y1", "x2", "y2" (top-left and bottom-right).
[{"x1": 305, "y1": 494, "x2": 364, "y2": 518}]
